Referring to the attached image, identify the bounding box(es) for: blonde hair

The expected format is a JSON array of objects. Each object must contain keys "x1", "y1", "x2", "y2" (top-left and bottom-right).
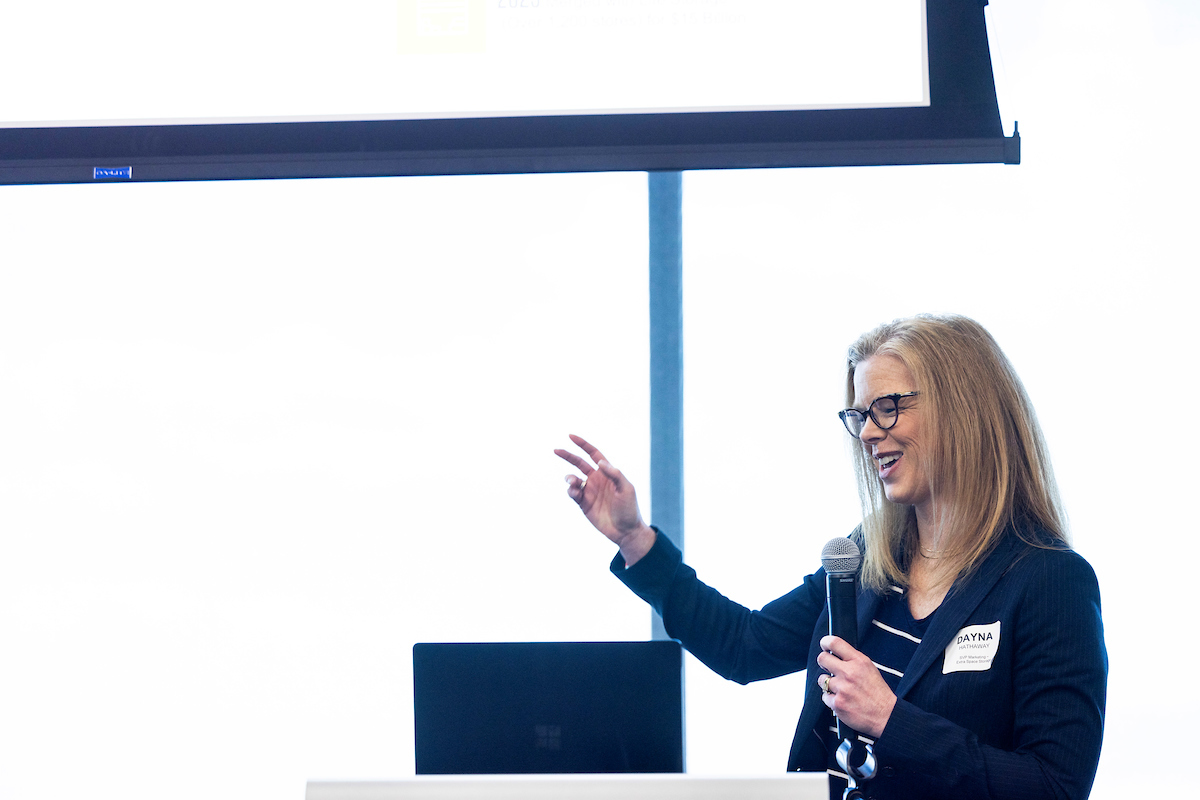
[{"x1": 846, "y1": 314, "x2": 1067, "y2": 592}]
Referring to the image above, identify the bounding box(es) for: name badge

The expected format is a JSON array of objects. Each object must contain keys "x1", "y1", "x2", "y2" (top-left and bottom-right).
[{"x1": 943, "y1": 621, "x2": 1001, "y2": 674}]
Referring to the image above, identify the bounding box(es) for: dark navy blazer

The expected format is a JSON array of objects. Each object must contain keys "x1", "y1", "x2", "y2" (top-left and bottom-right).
[{"x1": 613, "y1": 528, "x2": 1107, "y2": 800}]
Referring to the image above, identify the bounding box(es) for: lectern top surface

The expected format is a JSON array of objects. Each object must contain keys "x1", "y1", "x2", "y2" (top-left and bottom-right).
[{"x1": 307, "y1": 774, "x2": 829, "y2": 800}]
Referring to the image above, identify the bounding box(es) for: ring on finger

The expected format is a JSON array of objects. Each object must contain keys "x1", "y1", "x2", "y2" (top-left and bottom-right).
[{"x1": 821, "y1": 675, "x2": 832, "y2": 694}]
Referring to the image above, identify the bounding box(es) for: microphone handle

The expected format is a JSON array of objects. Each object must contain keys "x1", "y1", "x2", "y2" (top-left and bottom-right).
[
  {"x1": 826, "y1": 572, "x2": 860, "y2": 744},
  {"x1": 827, "y1": 573, "x2": 858, "y2": 648}
]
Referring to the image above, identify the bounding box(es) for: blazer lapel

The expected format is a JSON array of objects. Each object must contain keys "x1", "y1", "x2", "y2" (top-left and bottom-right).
[{"x1": 894, "y1": 535, "x2": 1022, "y2": 699}]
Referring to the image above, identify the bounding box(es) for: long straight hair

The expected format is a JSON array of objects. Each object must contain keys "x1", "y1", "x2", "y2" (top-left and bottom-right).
[{"x1": 846, "y1": 315, "x2": 1068, "y2": 592}]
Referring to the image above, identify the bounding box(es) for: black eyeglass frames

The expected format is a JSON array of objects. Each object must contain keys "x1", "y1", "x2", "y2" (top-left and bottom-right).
[{"x1": 838, "y1": 391, "x2": 920, "y2": 438}]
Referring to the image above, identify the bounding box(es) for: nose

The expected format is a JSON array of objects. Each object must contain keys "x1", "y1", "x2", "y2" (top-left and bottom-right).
[{"x1": 858, "y1": 414, "x2": 887, "y2": 446}]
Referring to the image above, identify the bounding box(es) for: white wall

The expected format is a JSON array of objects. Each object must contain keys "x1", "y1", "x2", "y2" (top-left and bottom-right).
[
  {"x1": 0, "y1": 172, "x2": 653, "y2": 797},
  {"x1": 0, "y1": 2, "x2": 1196, "y2": 799}
]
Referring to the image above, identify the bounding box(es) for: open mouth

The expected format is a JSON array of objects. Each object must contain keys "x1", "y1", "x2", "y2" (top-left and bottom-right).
[{"x1": 877, "y1": 453, "x2": 901, "y2": 475}]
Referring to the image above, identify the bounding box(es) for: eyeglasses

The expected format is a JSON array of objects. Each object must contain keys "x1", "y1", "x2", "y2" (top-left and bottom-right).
[{"x1": 838, "y1": 391, "x2": 920, "y2": 438}]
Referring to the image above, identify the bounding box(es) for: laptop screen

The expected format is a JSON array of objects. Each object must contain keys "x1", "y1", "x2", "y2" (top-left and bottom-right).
[{"x1": 413, "y1": 641, "x2": 684, "y2": 774}]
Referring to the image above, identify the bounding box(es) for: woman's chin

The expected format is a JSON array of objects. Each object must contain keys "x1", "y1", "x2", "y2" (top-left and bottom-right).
[{"x1": 882, "y1": 485, "x2": 919, "y2": 508}]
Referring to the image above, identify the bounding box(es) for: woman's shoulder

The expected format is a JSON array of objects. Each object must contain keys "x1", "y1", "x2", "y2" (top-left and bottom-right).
[
  {"x1": 1000, "y1": 526, "x2": 1100, "y2": 596},
  {"x1": 996, "y1": 528, "x2": 1106, "y2": 655}
]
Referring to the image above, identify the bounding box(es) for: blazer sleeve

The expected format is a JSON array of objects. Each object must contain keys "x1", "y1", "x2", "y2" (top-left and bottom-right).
[
  {"x1": 611, "y1": 530, "x2": 824, "y2": 684},
  {"x1": 873, "y1": 548, "x2": 1108, "y2": 800}
]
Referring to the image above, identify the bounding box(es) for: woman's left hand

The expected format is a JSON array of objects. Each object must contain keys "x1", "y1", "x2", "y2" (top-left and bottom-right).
[{"x1": 817, "y1": 635, "x2": 898, "y2": 739}]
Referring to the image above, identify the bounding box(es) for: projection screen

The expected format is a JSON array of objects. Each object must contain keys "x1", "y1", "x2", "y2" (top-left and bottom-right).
[{"x1": 0, "y1": 0, "x2": 1017, "y2": 184}]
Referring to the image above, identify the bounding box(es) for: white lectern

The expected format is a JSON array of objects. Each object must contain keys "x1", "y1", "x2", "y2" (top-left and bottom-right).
[{"x1": 306, "y1": 774, "x2": 828, "y2": 800}]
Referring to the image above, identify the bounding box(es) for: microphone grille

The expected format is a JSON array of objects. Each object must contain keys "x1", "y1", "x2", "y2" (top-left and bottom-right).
[{"x1": 821, "y1": 537, "x2": 862, "y2": 575}]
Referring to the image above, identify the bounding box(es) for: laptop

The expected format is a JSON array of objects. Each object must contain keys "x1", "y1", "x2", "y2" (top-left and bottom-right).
[{"x1": 413, "y1": 641, "x2": 684, "y2": 775}]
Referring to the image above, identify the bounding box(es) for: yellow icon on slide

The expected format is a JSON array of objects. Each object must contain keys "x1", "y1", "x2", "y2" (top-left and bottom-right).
[{"x1": 398, "y1": 0, "x2": 487, "y2": 54}]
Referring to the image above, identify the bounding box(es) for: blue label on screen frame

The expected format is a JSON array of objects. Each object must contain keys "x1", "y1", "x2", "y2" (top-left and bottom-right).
[{"x1": 93, "y1": 166, "x2": 132, "y2": 180}]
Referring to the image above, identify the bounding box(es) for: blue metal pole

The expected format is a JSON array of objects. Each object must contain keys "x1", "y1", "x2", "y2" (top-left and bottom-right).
[{"x1": 648, "y1": 171, "x2": 683, "y2": 642}]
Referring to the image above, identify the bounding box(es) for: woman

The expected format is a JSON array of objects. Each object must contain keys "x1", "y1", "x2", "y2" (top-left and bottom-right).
[{"x1": 555, "y1": 314, "x2": 1107, "y2": 800}]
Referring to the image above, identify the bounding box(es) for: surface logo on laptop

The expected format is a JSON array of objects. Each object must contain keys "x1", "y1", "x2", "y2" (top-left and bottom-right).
[{"x1": 534, "y1": 724, "x2": 562, "y2": 751}]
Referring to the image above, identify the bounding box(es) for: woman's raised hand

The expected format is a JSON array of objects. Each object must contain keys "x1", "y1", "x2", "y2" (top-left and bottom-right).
[{"x1": 554, "y1": 434, "x2": 656, "y2": 566}]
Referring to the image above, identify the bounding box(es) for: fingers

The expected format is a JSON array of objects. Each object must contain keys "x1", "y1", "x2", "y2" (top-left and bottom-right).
[
  {"x1": 553, "y1": 448, "x2": 595, "y2": 476},
  {"x1": 820, "y1": 635, "x2": 852, "y2": 658},
  {"x1": 554, "y1": 434, "x2": 607, "y2": 475},
  {"x1": 816, "y1": 636, "x2": 851, "y2": 699},
  {"x1": 557, "y1": 435, "x2": 626, "y2": 505},
  {"x1": 556, "y1": 435, "x2": 621, "y2": 489},
  {"x1": 563, "y1": 474, "x2": 586, "y2": 501},
  {"x1": 818, "y1": 650, "x2": 842, "y2": 714},
  {"x1": 568, "y1": 433, "x2": 609, "y2": 467},
  {"x1": 816, "y1": 636, "x2": 859, "y2": 685},
  {"x1": 816, "y1": 636, "x2": 897, "y2": 737},
  {"x1": 820, "y1": 684, "x2": 838, "y2": 714}
]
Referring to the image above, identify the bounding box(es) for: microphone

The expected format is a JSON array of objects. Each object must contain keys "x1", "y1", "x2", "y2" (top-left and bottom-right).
[
  {"x1": 821, "y1": 537, "x2": 861, "y2": 652},
  {"x1": 820, "y1": 537, "x2": 876, "y2": 790}
]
